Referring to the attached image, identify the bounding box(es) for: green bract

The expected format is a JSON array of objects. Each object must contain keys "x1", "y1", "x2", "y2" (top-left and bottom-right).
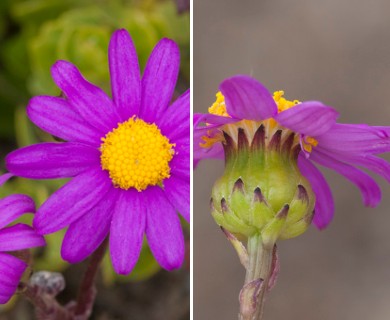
[{"x1": 210, "y1": 124, "x2": 316, "y2": 247}]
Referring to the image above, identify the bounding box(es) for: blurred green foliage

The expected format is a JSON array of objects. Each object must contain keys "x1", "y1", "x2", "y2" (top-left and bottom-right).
[
  {"x1": 0, "y1": 0, "x2": 189, "y2": 139},
  {"x1": 0, "y1": 0, "x2": 189, "y2": 286}
]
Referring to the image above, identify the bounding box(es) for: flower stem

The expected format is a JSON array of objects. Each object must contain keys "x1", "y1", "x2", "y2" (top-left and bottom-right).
[
  {"x1": 21, "y1": 283, "x2": 71, "y2": 320},
  {"x1": 74, "y1": 238, "x2": 108, "y2": 319},
  {"x1": 239, "y1": 235, "x2": 273, "y2": 320}
]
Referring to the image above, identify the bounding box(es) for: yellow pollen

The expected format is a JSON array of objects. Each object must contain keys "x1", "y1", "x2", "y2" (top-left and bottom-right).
[
  {"x1": 100, "y1": 117, "x2": 175, "y2": 191},
  {"x1": 208, "y1": 92, "x2": 230, "y2": 117},
  {"x1": 200, "y1": 131, "x2": 224, "y2": 148},
  {"x1": 302, "y1": 136, "x2": 319, "y2": 153},
  {"x1": 273, "y1": 90, "x2": 300, "y2": 113}
]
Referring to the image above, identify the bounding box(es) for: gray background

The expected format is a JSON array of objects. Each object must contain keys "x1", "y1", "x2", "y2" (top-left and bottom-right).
[{"x1": 194, "y1": 1, "x2": 390, "y2": 319}]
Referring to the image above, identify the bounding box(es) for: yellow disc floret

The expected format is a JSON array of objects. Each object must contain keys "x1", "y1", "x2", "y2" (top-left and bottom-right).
[
  {"x1": 273, "y1": 90, "x2": 300, "y2": 112},
  {"x1": 208, "y1": 92, "x2": 229, "y2": 117},
  {"x1": 100, "y1": 117, "x2": 175, "y2": 191}
]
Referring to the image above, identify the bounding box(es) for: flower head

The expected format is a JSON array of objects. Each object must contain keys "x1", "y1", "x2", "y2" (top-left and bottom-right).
[
  {"x1": 195, "y1": 75, "x2": 390, "y2": 233},
  {"x1": 6, "y1": 29, "x2": 190, "y2": 274},
  {"x1": 0, "y1": 174, "x2": 45, "y2": 304}
]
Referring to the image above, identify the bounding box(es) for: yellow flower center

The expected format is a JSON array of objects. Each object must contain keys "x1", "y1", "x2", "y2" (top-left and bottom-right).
[
  {"x1": 208, "y1": 92, "x2": 229, "y2": 117},
  {"x1": 272, "y1": 90, "x2": 300, "y2": 112},
  {"x1": 203, "y1": 90, "x2": 318, "y2": 153},
  {"x1": 100, "y1": 117, "x2": 175, "y2": 191}
]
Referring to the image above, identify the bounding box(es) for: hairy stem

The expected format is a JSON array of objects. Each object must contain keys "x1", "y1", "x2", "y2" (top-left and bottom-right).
[
  {"x1": 74, "y1": 238, "x2": 108, "y2": 319},
  {"x1": 239, "y1": 235, "x2": 273, "y2": 320}
]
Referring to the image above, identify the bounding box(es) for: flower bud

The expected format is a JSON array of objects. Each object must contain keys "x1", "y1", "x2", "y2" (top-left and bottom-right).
[{"x1": 210, "y1": 122, "x2": 315, "y2": 247}]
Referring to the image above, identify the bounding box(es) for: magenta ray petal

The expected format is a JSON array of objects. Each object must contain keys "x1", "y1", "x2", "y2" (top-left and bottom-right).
[
  {"x1": 145, "y1": 187, "x2": 184, "y2": 270},
  {"x1": 170, "y1": 134, "x2": 189, "y2": 157},
  {"x1": 298, "y1": 155, "x2": 334, "y2": 229},
  {"x1": 0, "y1": 173, "x2": 13, "y2": 187},
  {"x1": 194, "y1": 121, "x2": 222, "y2": 141},
  {"x1": 0, "y1": 253, "x2": 27, "y2": 304},
  {"x1": 27, "y1": 96, "x2": 102, "y2": 146},
  {"x1": 194, "y1": 113, "x2": 237, "y2": 141},
  {"x1": 164, "y1": 175, "x2": 190, "y2": 223},
  {"x1": 172, "y1": 135, "x2": 189, "y2": 152},
  {"x1": 196, "y1": 113, "x2": 237, "y2": 126},
  {"x1": 62, "y1": 188, "x2": 118, "y2": 264},
  {"x1": 194, "y1": 113, "x2": 205, "y2": 127},
  {"x1": 159, "y1": 89, "x2": 190, "y2": 141},
  {"x1": 349, "y1": 155, "x2": 390, "y2": 182},
  {"x1": 220, "y1": 75, "x2": 277, "y2": 121},
  {"x1": 311, "y1": 150, "x2": 381, "y2": 207},
  {"x1": 194, "y1": 143, "x2": 224, "y2": 167},
  {"x1": 275, "y1": 101, "x2": 339, "y2": 137},
  {"x1": 376, "y1": 126, "x2": 390, "y2": 136},
  {"x1": 318, "y1": 148, "x2": 390, "y2": 183},
  {"x1": 33, "y1": 167, "x2": 112, "y2": 234},
  {"x1": 6, "y1": 142, "x2": 100, "y2": 179},
  {"x1": 51, "y1": 60, "x2": 120, "y2": 133},
  {"x1": 316, "y1": 123, "x2": 390, "y2": 154},
  {"x1": 0, "y1": 195, "x2": 35, "y2": 229},
  {"x1": 139, "y1": 38, "x2": 180, "y2": 123},
  {"x1": 0, "y1": 224, "x2": 45, "y2": 251},
  {"x1": 110, "y1": 189, "x2": 145, "y2": 275},
  {"x1": 109, "y1": 29, "x2": 141, "y2": 121},
  {"x1": 194, "y1": 143, "x2": 224, "y2": 165},
  {"x1": 193, "y1": 120, "x2": 227, "y2": 166},
  {"x1": 169, "y1": 151, "x2": 190, "y2": 180},
  {"x1": 194, "y1": 126, "x2": 225, "y2": 165}
]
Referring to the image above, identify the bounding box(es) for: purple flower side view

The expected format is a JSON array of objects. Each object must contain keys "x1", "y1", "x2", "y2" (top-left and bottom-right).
[
  {"x1": 0, "y1": 174, "x2": 45, "y2": 304},
  {"x1": 194, "y1": 75, "x2": 390, "y2": 229},
  {"x1": 6, "y1": 29, "x2": 190, "y2": 274}
]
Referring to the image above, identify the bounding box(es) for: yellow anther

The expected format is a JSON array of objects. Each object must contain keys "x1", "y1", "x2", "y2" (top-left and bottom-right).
[
  {"x1": 208, "y1": 92, "x2": 230, "y2": 117},
  {"x1": 273, "y1": 90, "x2": 300, "y2": 112},
  {"x1": 200, "y1": 131, "x2": 224, "y2": 148},
  {"x1": 100, "y1": 117, "x2": 174, "y2": 191},
  {"x1": 305, "y1": 136, "x2": 319, "y2": 147},
  {"x1": 302, "y1": 136, "x2": 319, "y2": 153},
  {"x1": 303, "y1": 144, "x2": 313, "y2": 153}
]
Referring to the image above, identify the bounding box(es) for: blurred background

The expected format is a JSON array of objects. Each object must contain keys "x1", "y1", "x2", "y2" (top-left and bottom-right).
[
  {"x1": 194, "y1": 1, "x2": 390, "y2": 319},
  {"x1": 0, "y1": 0, "x2": 189, "y2": 319}
]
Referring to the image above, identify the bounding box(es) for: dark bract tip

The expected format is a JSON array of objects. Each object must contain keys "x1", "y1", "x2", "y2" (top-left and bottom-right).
[
  {"x1": 210, "y1": 198, "x2": 214, "y2": 210},
  {"x1": 233, "y1": 178, "x2": 245, "y2": 193},
  {"x1": 221, "y1": 198, "x2": 228, "y2": 213},
  {"x1": 269, "y1": 130, "x2": 282, "y2": 151},
  {"x1": 237, "y1": 128, "x2": 249, "y2": 151},
  {"x1": 251, "y1": 124, "x2": 265, "y2": 150},
  {"x1": 253, "y1": 187, "x2": 266, "y2": 204},
  {"x1": 276, "y1": 204, "x2": 289, "y2": 219},
  {"x1": 282, "y1": 132, "x2": 295, "y2": 153},
  {"x1": 297, "y1": 185, "x2": 309, "y2": 203}
]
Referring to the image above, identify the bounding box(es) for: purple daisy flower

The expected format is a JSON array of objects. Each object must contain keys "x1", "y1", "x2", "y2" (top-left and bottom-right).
[
  {"x1": 0, "y1": 174, "x2": 45, "y2": 304},
  {"x1": 6, "y1": 29, "x2": 190, "y2": 274},
  {"x1": 195, "y1": 75, "x2": 390, "y2": 229}
]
